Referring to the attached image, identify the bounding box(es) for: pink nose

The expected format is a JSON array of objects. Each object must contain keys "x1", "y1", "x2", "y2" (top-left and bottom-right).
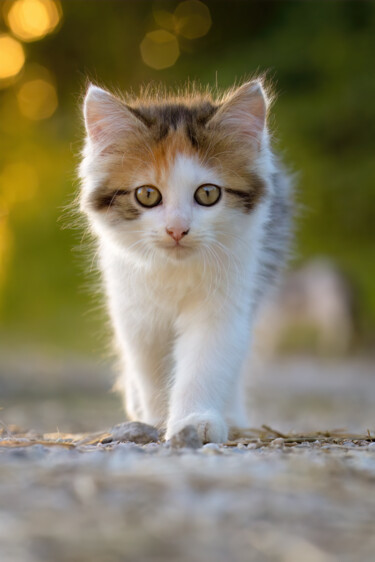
[{"x1": 166, "y1": 227, "x2": 190, "y2": 242}]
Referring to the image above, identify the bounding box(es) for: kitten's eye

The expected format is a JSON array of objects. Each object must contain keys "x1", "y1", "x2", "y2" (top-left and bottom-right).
[
  {"x1": 135, "y1": 186, "x2": 162, "y2": 208},
  {"x1": 194, "y1": 184, "x2": 221, "y2": 207}
]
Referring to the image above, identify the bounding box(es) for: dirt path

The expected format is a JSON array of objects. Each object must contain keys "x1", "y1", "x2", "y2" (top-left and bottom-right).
[
  {"x1": 1, "y1": 427, "x2": 375, "y2": 562},
  {"x1": 1, "y1": 356, "x2": 375, "y2": 561}
]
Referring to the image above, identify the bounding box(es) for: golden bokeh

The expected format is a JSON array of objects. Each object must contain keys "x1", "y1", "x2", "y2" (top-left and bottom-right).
[
  {"x1": 0, "y1": 34, "x2": 25, "y2": 82},
  {"x1": 0, "y1": 162, "x2": 39, "y2": 209},
  {"x1": 140, "y1": 30, "x2": 180, "y2": 70},
  {"x1": 0, "y1": 216, "x2": 13, "y2": 294},
  {"x1": 153, "y1": 8, "x2": 175, "y2": 32},
  {"x1": 5, "y1": 0, "x2": 62, "y2": 42},
  {"x1": 0, "y1": 160, "x2": 38, "y2": 293},
  {"x1": 174, "y1": 0, "x2": 211, "y2": 39},
  {"x1": 17, "y1": 77, "x2": 58, "y2": 120}
]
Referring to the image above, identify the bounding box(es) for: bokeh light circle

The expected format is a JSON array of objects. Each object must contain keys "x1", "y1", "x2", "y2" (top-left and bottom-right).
[
  {"x1": 5, "y1": 0, "x2": 62, "y2": 42},
  {"x1": 17, "y1": 78, "x2": 58, "y2": 120},
  {"x1": 140, "y1": 30, "x2": 180, "y2": 70},
  {"x1": 174, "y1": 0, "x2": 212, "y2": 39},
  {"x1": 153, "y1": 9, "x2": 175, "y2": 32},
  {"x1": 0, "y1": 34, "x2": 25, "y2": 81},
  {"x1": 0, "y1": 162, "x2": 39, "y2": 207}
]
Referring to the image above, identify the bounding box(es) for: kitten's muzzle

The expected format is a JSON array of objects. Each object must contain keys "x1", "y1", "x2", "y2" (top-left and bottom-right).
[{"x1": 166, "y1": 227, "x2": 190, "y2": 243}]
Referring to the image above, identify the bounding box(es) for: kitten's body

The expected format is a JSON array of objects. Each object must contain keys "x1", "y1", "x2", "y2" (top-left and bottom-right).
[{"x1": 79, "y1": 81, "x2": 292, "y2": 443}]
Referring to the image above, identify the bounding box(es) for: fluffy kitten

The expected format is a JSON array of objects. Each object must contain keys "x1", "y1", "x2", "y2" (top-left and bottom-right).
[{"x1": 79, "y1": 80, "x2": 292, "y2": 443}]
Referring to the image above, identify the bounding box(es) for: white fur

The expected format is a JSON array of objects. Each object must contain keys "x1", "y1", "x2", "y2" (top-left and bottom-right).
[{"x1": 80, "y1": 82, "x2": 290, "y2": 443}]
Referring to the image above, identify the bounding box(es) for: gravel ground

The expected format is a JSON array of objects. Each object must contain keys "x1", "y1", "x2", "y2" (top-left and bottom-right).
[
  {"x1": 1, "y1": 429, "x2": 375, "y2": 562},
  {"x1": 1, "y1": 355, "x2": 375, "y2": 562}
]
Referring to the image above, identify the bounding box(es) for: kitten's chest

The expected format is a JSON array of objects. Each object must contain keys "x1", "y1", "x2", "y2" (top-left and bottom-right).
[
  {"x1": 104, "y1": 254, "x2": 202, "y2": 312},
  {"x1": 102, "y1": 246, "x2": 251, "y2": 323},
  {"x1": 134, "y1": 263, "x2": 203, "y2": 307}
]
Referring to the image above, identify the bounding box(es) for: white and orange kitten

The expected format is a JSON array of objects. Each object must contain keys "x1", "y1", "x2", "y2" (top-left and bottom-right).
[{"x1": 79, "y1": 80, "x2": 291, "y2": 443}]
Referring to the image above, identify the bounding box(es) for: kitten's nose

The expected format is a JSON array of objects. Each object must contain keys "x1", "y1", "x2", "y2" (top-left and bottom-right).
[{"x1": 166, "y1": 227, "x2": 190, "y2": 242}]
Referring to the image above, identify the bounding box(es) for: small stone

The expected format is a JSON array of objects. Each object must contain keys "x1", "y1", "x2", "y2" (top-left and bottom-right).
[
  {"x1": 270, "y1": 438, "x2": 284, "y2": 448},
  {"x1": 142, "y1": 442, "x2": 161, "y2": 453},
  {"x1": 237, "y1": 443, "x2": 247, "y2": 449},
  {"x1": 170, "y1": 425, "x2": 202, "y2": 449},
  {"x1": 203, "y1": 442, "x2": 220, "y2": 450},
  {"x1": 112, "y1": 442, "x2": 144, "y2": 454},
  {"x1": 105, "y1": 422, "x2": 159, "y2": 445},
  {"x1": 9, "y1": 448, "x2": 28, "y2": 458},
  {"x1": 367, "y1": 442, "x2": 375, "y2": 450},
  {"x1": 201, "y1": 442, "x2": 222, "y2": 454}
]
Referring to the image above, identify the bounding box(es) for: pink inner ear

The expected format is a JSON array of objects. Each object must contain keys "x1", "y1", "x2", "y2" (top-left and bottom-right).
[
  {"x1": 84, "y1": 104, "x2": 104, "y2": 142},
  {"x1": 84, "y1": 86, "x2": 140, "y2": 147},
  {"x1": 214, "y1": 82, "x2": 267, "y2": 143},
  {"x1": 84, "y1": 86, "x2": 114, "y2": 142}
]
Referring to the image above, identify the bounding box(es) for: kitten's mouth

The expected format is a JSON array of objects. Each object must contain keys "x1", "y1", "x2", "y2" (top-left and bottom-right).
[{"x1": 157, "y1": 242, "x2": 194, "y2": 258}]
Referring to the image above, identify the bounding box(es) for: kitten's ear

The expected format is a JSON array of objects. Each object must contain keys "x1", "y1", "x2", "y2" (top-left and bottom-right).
[
  {"x1": 83, "y1": 84, "x2": 145, "y2": 149},
  {"x1": 210, "y1": 81, "x2": 268, "y2": 145}
]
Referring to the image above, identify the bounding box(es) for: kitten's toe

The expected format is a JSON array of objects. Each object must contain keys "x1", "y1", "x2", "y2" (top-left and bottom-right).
[{"x1": 166, "y1": 412, "x2": 228, "y2": 444}]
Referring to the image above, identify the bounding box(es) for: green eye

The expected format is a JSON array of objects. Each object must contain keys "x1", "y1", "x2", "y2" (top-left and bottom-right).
[
  {"x1": 135, "y1": 186, "x2": 162, "y2": 208},
  {"x1": 194, "y1": 184, "x2": 221, "y2": 207}
]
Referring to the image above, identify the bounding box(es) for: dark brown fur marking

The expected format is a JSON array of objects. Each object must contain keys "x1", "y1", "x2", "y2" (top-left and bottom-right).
[
  {"x1": 224, "y1": 174, "x2": 265, "y2": 213},
  {"x1": 93, "y1": 189, "x2": 129, "y2": 210},
  {"x1": 132, "y1": 102, "x2": 218, "y2": 147},
  {"x1": 90, "y1": 189, "x2": 141, "y2": 220}
]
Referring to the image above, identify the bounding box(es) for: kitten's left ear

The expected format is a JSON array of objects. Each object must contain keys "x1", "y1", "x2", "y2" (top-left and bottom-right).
[{"x1": 210, "y1": 80, "x2": 268, "y2": 146}]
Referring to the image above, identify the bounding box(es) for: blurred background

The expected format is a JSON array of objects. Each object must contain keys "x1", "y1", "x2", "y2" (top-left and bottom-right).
[{"x1": 0, "y1": 0, "x2": 374, "y2": 434}]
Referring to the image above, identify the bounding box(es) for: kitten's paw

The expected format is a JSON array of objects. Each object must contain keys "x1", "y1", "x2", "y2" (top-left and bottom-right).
[{"x1": 166, "y1": 412, "x2": 228, "y2": 444}]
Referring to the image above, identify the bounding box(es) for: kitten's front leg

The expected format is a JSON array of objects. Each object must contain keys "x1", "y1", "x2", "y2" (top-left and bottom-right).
[
  {"x1": 116, "y1": 319, "x2": 172, "y2": 428},
  {"x1": 166, "y1": 303, "x2": 251, "y2": 443}
]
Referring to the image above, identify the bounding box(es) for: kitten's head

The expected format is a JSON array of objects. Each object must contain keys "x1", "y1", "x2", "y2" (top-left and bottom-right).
[{"x1": 80, "y1": 80, "x2": 271, "y2": 264}]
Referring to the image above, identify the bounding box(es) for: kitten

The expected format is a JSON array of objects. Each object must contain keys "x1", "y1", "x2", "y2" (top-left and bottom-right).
[{"x1": 79, "y1": 80, "x2": 292, "y2": 443}]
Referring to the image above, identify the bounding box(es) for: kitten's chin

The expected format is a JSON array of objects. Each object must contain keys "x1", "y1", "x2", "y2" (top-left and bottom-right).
[{"x1": 158, "y1": 244, "x2": 195, "y2": 261}]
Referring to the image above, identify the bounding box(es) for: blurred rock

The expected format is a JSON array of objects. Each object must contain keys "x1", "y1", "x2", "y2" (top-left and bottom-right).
[
  {"x1": 256, "y1": 258, "x2": 357, "y2": 355},
  {"x1": 201, "y1": 442, "x2": 221, "y2": 454},
  {"x1": 104, "y1": 421, "x2": 159, "y2": 444}
]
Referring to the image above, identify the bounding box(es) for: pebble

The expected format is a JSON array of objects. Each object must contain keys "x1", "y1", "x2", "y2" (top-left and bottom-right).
[
  {"x1": 112, "y1": 442, "x2": 145, "y2": 454},
  {"x1": 270, "y1": 438, "x2": 284, "y2": 448},
  {"x1": 142, "y1": 442, "x2": 160, "y2": 451},
  {"x1": 201, "y1": 442, "x2": 222, "y2": 455},
  {"x1": 10, "y1": 444, "x2": 49, "y2": 459},
  {"x1": 104, "y1": 422, "x2": 159, "y2": 445},
  {"x1": 203, "y1": 442, "x2": 220, "y2": 450}
]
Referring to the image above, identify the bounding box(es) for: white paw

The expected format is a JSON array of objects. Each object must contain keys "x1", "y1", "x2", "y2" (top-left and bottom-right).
[{"x1": 166, "y1": 412, "x2": 228, "y2": 444}]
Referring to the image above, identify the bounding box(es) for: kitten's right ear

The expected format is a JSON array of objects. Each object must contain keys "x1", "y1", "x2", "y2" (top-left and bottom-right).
[
  {"x1": 83, "y1": 85, "x2": 145, "y2": 149},
  {"x1": 209, "y1": 80, "x2": 268, "y2": 148}
]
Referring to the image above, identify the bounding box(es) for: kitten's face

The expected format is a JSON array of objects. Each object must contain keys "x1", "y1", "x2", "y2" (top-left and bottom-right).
[{"x1": 80, "y1": 82, "x2": 268, "y2": 263}]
